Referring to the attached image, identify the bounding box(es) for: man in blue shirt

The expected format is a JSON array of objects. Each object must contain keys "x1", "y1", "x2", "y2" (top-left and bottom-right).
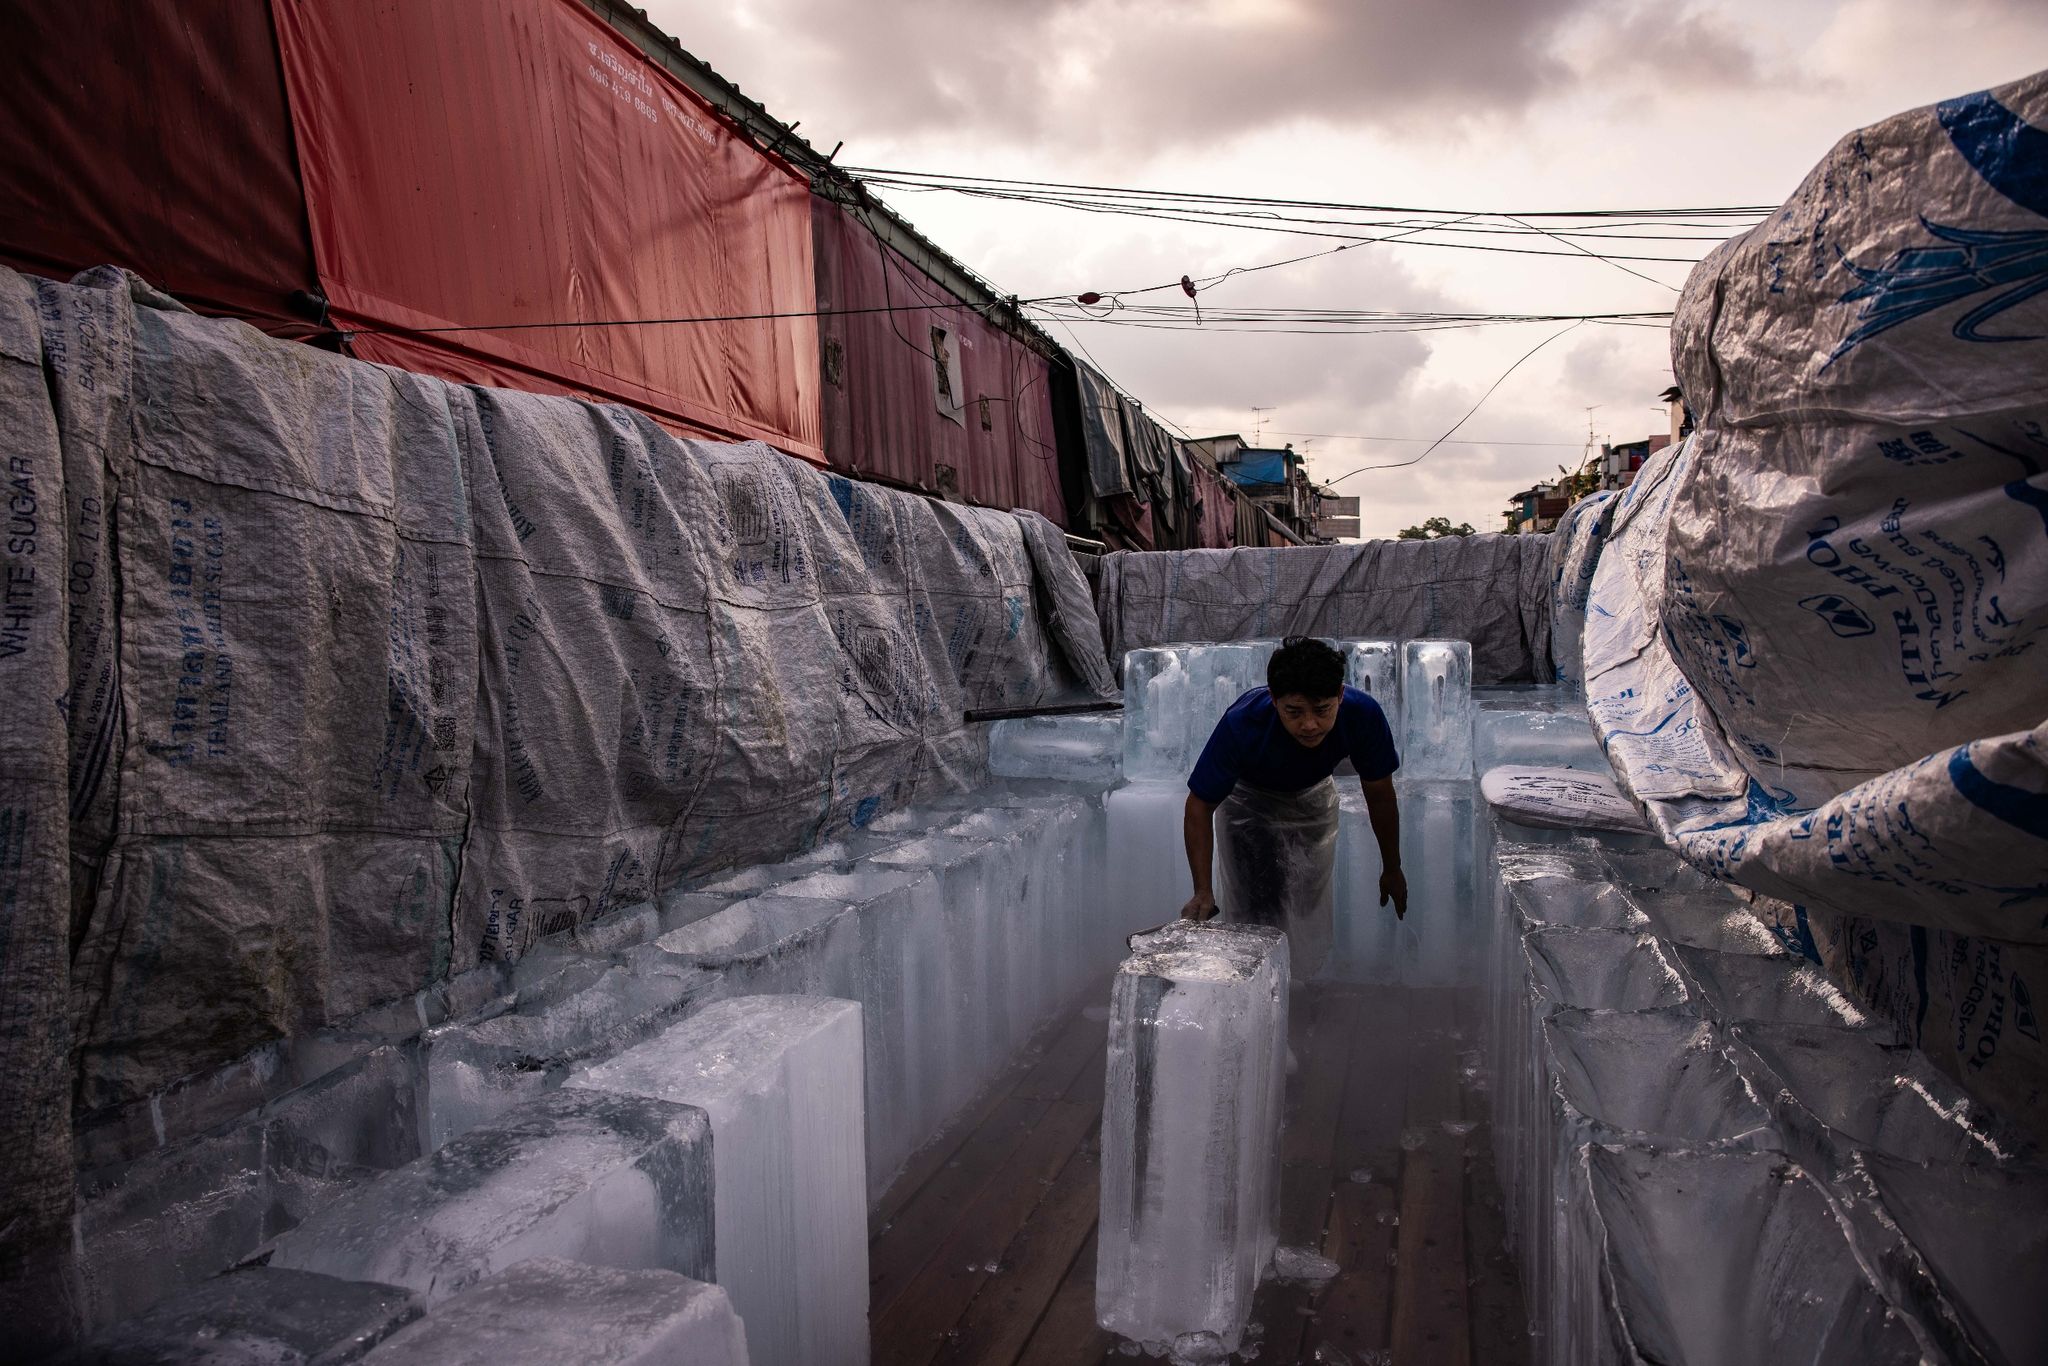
[{"x1": 1182, "y1": 637, "x2": 1406, "y2": 975}]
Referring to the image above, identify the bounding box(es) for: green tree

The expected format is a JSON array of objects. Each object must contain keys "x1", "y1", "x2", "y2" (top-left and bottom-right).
[{"x1": 1396, "y1": 515, "x2": 1476, "y2": 540}]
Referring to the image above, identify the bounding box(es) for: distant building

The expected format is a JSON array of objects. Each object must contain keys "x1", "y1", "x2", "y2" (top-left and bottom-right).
[
  {"x1": 1185, "y1": 438, "x2": 1349, "y2": 544},
  {"x1": 1598, "y1": 432, "x2": 1671, "y2": 489},
  {"x1": 1503, "y1": 481, "x2": 1571, "y2": 534}
]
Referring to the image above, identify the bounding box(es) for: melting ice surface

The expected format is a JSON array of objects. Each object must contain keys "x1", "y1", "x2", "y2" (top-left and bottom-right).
[{"x1": 1097, "y1": 921, "x2": 1288, "y2": 1353}]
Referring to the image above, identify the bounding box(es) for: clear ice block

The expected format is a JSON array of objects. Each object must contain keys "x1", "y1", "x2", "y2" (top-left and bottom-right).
[
  {"x1": 1343, "y1": 638, "x2": 1401, "y2": 733},
  {"x1": 572, "y1": 997, "x2": 867, "y2": 1366},
  {"x1": 78, "y1": 1045, "x2": 426, "y2": 1330},
  {"x1": 1122, "y1": 644, "x2": 1276, "y2": 782},
  {"x1": 988, "y1": 712, "x2": 1125, "y2": 784},
  {"x1": 1104, "y1": 781, "x2": 1193, "y2": 945},
  {"x1": 1665, "y1": 945, "x2": 1871, "y2": 1029},
  {"x1": 72, "y1": 1266, "x2": 421, "y2": 1365},
  {"x1": 1400, "y1": 638, "x2": 1473, "y2": 779},
  {"x1": 421, "y1": 960, "x2": 716, "y2": 1150},
  {"x1": 637, "y1": 890, "x2": 863, "y2": 1002},
  {"x1": 268, "y1": 1089, "x2": 714, "y2": 1302},
  {"x1": 865, "y1": 833, "x2": 999, "y2": 1191},
  {"x1": 1585, "y1": 1146, "x2": 1925, "y2": 1366},
  {"x1": 1523, "y1": 927, "x2": 1690, "y2": 1012},
  {"x1": 358, "y1": 1258, "x2": 747, "y2": 1366},
  {"x1": 1097, "y1": 921, "x2": 1288, "y2": 1353},
  {"x1": 1474, "y1": 706, "x2": 1607, "y2": 775},
  {"x1": 1543, "y1": 1007, "x2": 1771, "y2": 1144}
]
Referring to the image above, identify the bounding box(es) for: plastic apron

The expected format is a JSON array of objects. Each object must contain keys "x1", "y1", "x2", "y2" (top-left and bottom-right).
[{"x1": 1213, "y1": 777, "x2": 1339, "y2": 978}]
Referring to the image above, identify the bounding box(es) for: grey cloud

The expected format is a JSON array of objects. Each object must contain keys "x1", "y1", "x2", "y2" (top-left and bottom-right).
[{"x1": 651, "y1": 0, "x2": 1711, "y2": 154}]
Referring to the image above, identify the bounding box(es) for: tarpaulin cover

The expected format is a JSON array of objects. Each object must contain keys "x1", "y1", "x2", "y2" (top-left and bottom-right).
[
  {"x1": 1193, "y1": 461, "x2": 1239, "y2": 550},
  {"x1": 1220, "y1": 451, "x2": 1290, "y2": 488},
  {"x1": 0, "y1": 265, "x2": 1107, "y2": 1341},
  {"x1": 0, "y1": 0, "x2": 316, "y2": 333},
  {"x1": 1579, "y1": 75, "x2": 2048, "y2": 1133},
  {"x1": 1095, "y1": 535, "x2": 1556, "y2": 683},
  {"x1": 1074, "y1": 361, "x2": 1134, "y2": 500},
  {"x1": 810, "y1": 197, "x2": 1064, "y2": 523},
  {"x1": 1581, "y1": 74, "x2": 2048, "y2": 935},
  {"x1": 269, "y1": 0, "x2": 821, "y2": 457},
  {"x1": 1547, "y1": 490, "x2": 1616, "y2": 689}
]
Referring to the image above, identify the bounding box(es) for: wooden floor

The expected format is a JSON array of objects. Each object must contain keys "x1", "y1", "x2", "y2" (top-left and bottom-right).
[{"x1": 868, "y1": 981, "x2": 1530, "y2": 1365}]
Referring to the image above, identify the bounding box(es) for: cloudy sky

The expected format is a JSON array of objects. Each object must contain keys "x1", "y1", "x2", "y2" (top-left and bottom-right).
[{"x1": 652, "y1": 0, "x2": 2048, "y2": 537}]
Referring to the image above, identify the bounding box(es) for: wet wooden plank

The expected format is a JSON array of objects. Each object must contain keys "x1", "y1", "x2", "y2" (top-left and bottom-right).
[
  {"x1": 871, "y1": 1098, "x2": 1101, "y2": 1366},
  {"x1": 1305, "y1": 1175, "x2": 1399, "y2": 1360},
  {"x1": 871, "y1": 1094, "x2": 1053, "y2": 1315},
  {"x1": 1254, "y1": 986, "x2": 1358, "y2": 1363},
  {"x1": 1013, "y1": 1006, "x2": 1110, "y2": 1102},
  {"x1": 1389, "y1": 989, "x2": 1473, "y2": 1366},
  {"x1": 871, "y1": 1017, "x2": 1068, "y2": 1238},
  {"x1": 932, "y1": 1137, "x2": 1103, "y2": 1366},
  {"x1": 1013, "y1": 1232, "x2": 1116, "y2": 1366},
  {"x1": 1303, "y1": 987, "x2": 1425, "y2": 1359},
  {"x1": 1457, "y1": 990, "x2": 1533, "y2": 1366}
]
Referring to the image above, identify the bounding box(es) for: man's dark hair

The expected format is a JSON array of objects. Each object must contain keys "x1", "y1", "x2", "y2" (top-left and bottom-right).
[{"x1": 1267, "y1": 636, "x2": 1345, "y2": 700}]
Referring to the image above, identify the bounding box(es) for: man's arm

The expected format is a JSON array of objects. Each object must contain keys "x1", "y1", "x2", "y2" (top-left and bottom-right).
[
  {"x1": 1360, "y1": 775, "x2": 1407, "y2": 918},
  {"x1": 1181, "y1": 793, "x2": 1219, "y2": 921}
]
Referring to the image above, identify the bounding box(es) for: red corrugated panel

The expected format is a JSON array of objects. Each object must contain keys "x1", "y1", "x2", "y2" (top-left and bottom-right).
[
  {"x1": 269, "y1": 0, "x2": 820, "y2": 458},
  {"x1": 0, "y1": 1, "x2": 316, "y2": 332},
  {"x1": 813, "y1": 198, "x2": 1065, "y2": 524}
]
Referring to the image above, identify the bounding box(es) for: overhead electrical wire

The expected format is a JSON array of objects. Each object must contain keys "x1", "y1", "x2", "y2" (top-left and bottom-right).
[{"x1": 1320, "y1": 321, "x2": 1588, "y2": 482}]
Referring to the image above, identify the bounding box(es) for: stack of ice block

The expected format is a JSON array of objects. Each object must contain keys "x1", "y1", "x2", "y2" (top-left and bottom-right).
[
  {"x1": 1123, "y1": 643, "x2": 1275, "y2": 781},
  {"x1": 267, "y1": 1088, "x2": 715, "y2": 1301},
  {"x1": 69, "y1": 1266, "x2": 422, "y2": 1365},
  {"x1": 988, "y1": 711, "x2": 1124, "y2": 784},
  {"x1": 1097, "y1": 921, "x2": 1288, "y2": 1354},
  {"x1": 1326, "y1": 781, "x2": 1482, "y2": 987},
  {"x1": 1122, "y1": 638, "x2": 1403, "y2": 783},
  {"x1": 572, "y1": 997, "x2": 867, "y2": 1366},
  {"x1": 1400, "y1": 638, "x2": 1473, "y2": 778},
  {"x1": 1477, "y1": 812, "x2": 2048, "y2": 1366},
  {"x1": 359, "y1": 1258, "x2": 748, "y2": 1366},
  {"x1": 419, "y1": 959, "x2": 719, "y2": 1151}
]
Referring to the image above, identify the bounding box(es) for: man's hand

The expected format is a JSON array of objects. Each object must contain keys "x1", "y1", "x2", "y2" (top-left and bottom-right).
[
  {"x1": 1181, "y1": 890, "x2": 1219, "y2": 922},
  {"x1": 1379, "y1": 868, "x2": 1408, "y2": 920}
]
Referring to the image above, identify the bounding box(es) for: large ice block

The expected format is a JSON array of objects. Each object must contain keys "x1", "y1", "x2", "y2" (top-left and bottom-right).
[
  {"x1": 1730, "y1": 1021, "x2": 2016, "y2": 1165},
  {"x1": 358, "y1": 1258, "x2": 747, "y2": 1366},
  {"x1": 1122, "y1": 642, "x2": 1277, "y2": 782},
  {"x1": 1474, "y1": 706, "x2": 1607, "y2": 774},
  {"x1": 79, "y1": 1045, "x2": 426, "y2": 1330},
  {"x1": 1097, "y1": 921, "x2": 1287, "y2": 1353},
  {"x1": 1523, "y1": 927, "x2": 1689, "y2": 1012},
  {"x1": 421, "y1": 960, "x2": 716, "y2": 1150},
  {"x1": 1104, "y1": 781, "x2": 1192, "y2": 945},
  {"x1": 636, "y1": 890, "x2": 863, "y2": 1002},
  {"x1": 1585, "y1": 1146, "x2": 1924, "y2": 1366},
  {"x1": 1543, "y1": 1007, "x2": 1772, "y2": 1144},
  {"x1": 1400, "y1": 638, "x2": 1473, "y2": 779},
  {"x1": 864, "y1": 832, "x2": 997, "y2": 1188},
  {"x1": 1343, "y1": 638, "x2": 1401, "y2": 732},
  {"x1": 71, "y1": 1266, "x2": 420, "y2": 1365},
  {"x1": 1665, "y1": 945, "x2": 1872, "y2": 1029},
  {"x1": 989, "y1": 711, "x2": 1124, "y2": 784},
  {"x1": 572, "y1": 997, "x2": 867, "y2": 1366},
  {"x1": 268, "y1": 1089, "x2": 714, "y2": 1302}
]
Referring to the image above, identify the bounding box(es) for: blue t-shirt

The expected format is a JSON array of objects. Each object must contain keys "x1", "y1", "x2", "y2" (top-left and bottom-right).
[{"x1": 1187, "y1": 686, "x2": 1399, "y2": 802}]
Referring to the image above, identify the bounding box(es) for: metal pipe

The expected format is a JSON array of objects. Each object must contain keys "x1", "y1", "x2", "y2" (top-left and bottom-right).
[{"x1": 962, "y1": 700, "x2": 1123, "y2": 724}]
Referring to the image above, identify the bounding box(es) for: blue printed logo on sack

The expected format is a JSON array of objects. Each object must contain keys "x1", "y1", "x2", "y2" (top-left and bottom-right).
[
  {"x1": 1798, "y1": 593, "x2": 1877, "y2": 638},
  {"x1": 1828, "y1": 90, "x2": 2048, "y2": 367}
]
